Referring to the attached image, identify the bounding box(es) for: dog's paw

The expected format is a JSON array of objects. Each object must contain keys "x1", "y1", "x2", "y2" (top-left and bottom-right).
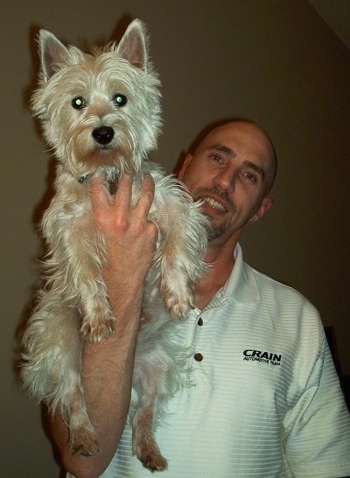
[
  {"x1": 137, "y1": 447, "x2": 168, "y2": 472},
  {"x1": 80, "y1": 316, "x2": 115, "y2": 343},
  {"x1": 161, "y1": 274, "x2": 194, "y2": 319},
  {"x1": 164, "y1": 292, "x2": 193, "y2": 319},
  {"x1": 71, "y1": 428, "x2": 99, "y2": 457},
  {"x1": 166, "y1": 297, "x2": 193, "y2": 319},
  {"x1": 133, "y1": 423, "x2": 168, "y2": 472}
]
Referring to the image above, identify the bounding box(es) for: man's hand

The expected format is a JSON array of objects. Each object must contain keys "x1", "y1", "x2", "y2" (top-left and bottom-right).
[{"x1": 90, "y1": 173, "x2": 158, "y2": 312}]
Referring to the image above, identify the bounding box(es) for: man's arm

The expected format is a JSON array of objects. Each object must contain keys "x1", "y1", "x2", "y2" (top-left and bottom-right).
[{"x1": 49, "y1": 173, "x2": 157, "y2": 478}]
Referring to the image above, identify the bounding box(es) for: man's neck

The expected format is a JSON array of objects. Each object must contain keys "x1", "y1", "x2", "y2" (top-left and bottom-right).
[{"x1": 195, "y1": 240, "x2": 238, "y2": 310}]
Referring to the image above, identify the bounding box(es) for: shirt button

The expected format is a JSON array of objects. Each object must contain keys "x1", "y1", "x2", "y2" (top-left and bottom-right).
[
  {"x1": 198, "y1": 317, "x2": 203, "y2": 326},
  {"x1": 194, "y1": 353, "x2": 204, "y2": 362}
]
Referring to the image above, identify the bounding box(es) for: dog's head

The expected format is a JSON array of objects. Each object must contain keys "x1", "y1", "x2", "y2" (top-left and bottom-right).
[{"x1": 31, "y1": 20, "x2": 162, "y2": 178}]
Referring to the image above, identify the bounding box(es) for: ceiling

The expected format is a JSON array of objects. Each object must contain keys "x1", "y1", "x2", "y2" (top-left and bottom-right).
[{"x1": 308, "y1": 0, "x2": 350, "y2": 51}]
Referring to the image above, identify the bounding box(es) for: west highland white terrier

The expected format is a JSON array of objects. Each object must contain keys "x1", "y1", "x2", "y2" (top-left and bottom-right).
[{"x1": 21, "y1": 19, "x2": 207, "y2": 472}]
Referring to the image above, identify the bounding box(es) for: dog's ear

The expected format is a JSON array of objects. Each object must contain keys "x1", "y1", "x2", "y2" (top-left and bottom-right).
[
  {"x1": 37, "y1": 30, "x2": 70, "y2": 80},
  {"x1": 117, "y1": 19, "x2": 148, "y2": 71},
  {"x1": 38, "y1": 30, "x2": 84, "y2": 81}
]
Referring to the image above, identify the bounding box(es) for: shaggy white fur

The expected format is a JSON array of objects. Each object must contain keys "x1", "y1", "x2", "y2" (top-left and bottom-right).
[{"x1": 21, "y1": 19, "x2": 207, "y2": 471}]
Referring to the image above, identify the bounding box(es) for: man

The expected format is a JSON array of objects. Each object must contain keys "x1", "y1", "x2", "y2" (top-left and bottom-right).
[{"x1": 54, "y1": 121, "x2": 350, "y2": 477}]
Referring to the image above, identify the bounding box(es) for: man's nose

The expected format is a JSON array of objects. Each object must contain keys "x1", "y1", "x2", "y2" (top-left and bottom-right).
[{"x1": 213, "y1": 167, "x2": 235, "y2": 192}]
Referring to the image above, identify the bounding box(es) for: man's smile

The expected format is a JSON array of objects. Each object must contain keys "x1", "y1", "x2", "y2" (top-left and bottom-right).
[{"x1": 203, "y1": 197, "x2": 227, "y2": 212}]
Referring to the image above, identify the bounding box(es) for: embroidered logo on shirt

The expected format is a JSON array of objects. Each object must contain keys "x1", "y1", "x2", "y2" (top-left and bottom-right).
[{"x1": 243, "y1": 349, "x2": 281, "y2": 366}]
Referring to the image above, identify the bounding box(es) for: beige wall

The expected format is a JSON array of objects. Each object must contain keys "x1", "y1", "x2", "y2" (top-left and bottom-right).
[{"x1": 1, "y1": 1, "x2": 349, "y2": 476}]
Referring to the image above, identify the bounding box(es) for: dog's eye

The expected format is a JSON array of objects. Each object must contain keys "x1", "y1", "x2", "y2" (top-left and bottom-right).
[
  {"x1": 113, "y1": 94, "x2": 127, "y2": 107},
  {"x1": 71, "y1": 97, "x2": 87, "y2": 109}
]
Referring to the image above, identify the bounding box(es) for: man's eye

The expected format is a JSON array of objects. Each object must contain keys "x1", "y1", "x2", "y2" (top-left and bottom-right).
[
  {"x1": 113, "y1": 94, "x2": 127, "y2": 107},
  {"x1": 210, "y1": 154, "x2": 224, "y2": 163},
  {"x1": 244, "y1": 172, "x2": 257, "y2": 183},
  {"x1": 71, "y1": 97, "x2": 87, "y2": 109}
]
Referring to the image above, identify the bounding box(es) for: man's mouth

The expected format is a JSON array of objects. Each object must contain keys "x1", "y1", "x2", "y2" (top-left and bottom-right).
[{"x1": 203, "y1": 197, "x2": 227, "y2": 212}]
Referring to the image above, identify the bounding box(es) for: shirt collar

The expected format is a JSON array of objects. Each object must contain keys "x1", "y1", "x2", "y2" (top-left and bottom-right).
[{"x1": 222, "y1": 243, "x2": 260, "y2": 304}]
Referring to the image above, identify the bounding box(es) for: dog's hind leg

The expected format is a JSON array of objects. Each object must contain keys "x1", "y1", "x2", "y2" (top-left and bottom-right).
[
  {"x1": 130, "y1": 354, "x2": 170, "y2": 472},
  {"x1": 21, "y1": 296, "x2": 99, "y2": 455},
  {"x1": 65, "y1": 376, "x2": 99, "y2": 456},
  {"x1": 132, "y1": 405, "x2": 168, "y2": 472},
  {"x1": 131, "y1": 396, "x2": 168, "y2": 472}
]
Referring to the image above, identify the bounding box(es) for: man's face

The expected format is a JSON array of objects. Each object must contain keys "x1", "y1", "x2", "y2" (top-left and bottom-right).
[{"x1": 178, "y1": 122, "x2": 275, "y2": 247}]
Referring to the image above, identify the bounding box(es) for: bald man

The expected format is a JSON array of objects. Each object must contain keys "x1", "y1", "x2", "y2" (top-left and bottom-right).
[{"x1": 53, "y1": 121, "x2": 350, "y2": 478}]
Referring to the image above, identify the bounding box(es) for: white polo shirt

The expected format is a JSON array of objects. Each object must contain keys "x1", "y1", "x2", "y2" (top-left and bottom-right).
[{"x1": 100, "y1": 244, "x2": 350, "y2": 478}]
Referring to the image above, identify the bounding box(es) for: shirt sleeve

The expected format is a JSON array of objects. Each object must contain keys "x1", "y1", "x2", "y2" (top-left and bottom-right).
[{"x1": 283, "y1": 335, "x2": 350, "y2": 477}]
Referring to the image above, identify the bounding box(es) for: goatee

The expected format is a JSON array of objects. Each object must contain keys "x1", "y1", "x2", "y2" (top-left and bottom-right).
[{"x1": 205, "y1": 216, "x2": 228, "y2": 242}]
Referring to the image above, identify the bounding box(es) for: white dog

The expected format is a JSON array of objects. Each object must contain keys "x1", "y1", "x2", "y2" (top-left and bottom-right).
[{"x1": 21, "y1": 19, "x2": 207, "y2": 471}]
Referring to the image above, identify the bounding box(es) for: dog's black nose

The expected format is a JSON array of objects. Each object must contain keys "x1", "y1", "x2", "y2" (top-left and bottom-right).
[{"x1": 92, "y1": 126, "x2": 114, "y2": 145}]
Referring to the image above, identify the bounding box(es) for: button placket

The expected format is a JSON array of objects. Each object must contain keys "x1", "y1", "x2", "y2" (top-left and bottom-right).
[{"x1": 193, "y1": 316, "x2": 204, "y2": 361}]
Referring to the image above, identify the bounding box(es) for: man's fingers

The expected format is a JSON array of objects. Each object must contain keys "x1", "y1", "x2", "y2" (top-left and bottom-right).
[
  {"x1": 90, "y1": 178, "x2": 109, "y2": 213},
  {"x1": 90, "y1": 174, "x2": 132, "y2": 214},
  {"x1": 114, "y1": 173, "x2": 133, "y2": 212},
  {"x1": 90, "y1": 173, "x2": 155, "y2": 226},
  {"x1": 136, "y1": 173, "x2": 155, "y2": 216}
]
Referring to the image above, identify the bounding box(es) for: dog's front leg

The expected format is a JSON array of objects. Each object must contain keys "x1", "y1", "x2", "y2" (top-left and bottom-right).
[
  {"x1": 151, "y1": 195, "x2": 207, "y2": 319},
  {"x1": 65, "y1": 216, "x2": 115, "y2": 343},
  {"x1": 78, "y1": 276, "x2": 115, "y2": 343},
  {"x1": 42, "y1": 188, "x2": 116, "y2": 343}
]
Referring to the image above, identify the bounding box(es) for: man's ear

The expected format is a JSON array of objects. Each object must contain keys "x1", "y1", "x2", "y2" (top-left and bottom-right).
[
  {"x1": 177, "y1": 153, "x2": 193, "y2": 180},
  {"x1": 249, "y1": 196, "x2": 274, "y2": 223}
]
